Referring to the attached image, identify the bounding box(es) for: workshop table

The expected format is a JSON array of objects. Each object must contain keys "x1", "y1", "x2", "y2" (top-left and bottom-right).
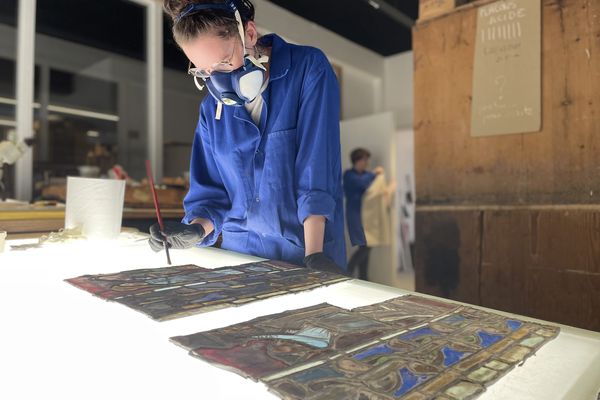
[{"x1": 1, "y1": 235, "x2": 599, "y2": 400}]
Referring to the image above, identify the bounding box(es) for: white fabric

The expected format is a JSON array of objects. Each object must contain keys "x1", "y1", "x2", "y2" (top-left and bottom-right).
[
  {"x1": 244, "y1": 75, "x2": 269, "y2": 125},
  {"x1": 361, "y1": 174, "x2": 392, "y2": 247},
  {"x1": 1, "y1": 236, "x2": 599, "y2": 400},
  {"x1": 0, "y1": 140, "x2": 28, "y2": 164}
]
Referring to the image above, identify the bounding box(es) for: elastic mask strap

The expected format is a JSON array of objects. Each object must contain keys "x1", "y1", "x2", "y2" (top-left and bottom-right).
[
  {"x1": 193, "y1": 76, "x2": 205, "y2": 91},
  {"x1": 234, "y1": 10, "x2": 246, "y2": 53},
  {"x1": 216, "y1": 102, "x2": 223, "y2": 120},
  {"x1": 234, "y1": 5, "x2": 269, "y2": 69},
  {"x1": 195, "y1": 76, "x2": 222, "y2": 121},
  {"x1": 246, "y1": 54, "x2": 268, "y2": 71}
]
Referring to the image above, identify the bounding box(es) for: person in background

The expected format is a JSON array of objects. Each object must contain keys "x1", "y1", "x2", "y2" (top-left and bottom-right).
[
  {"x1": 148, "y1": 0, "x2": 346, "y2": 273},
  {"x1": 343, "y1": 148, "x2": 383, "y2": 280}
]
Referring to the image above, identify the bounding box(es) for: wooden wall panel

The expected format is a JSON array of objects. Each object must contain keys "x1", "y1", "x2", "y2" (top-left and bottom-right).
[
  {"x1": 476, "y1": 208, "x2": 600, "y2": 331},
  {"x1": 413, "y1": 0, "x2": 600, "y2": 331},
  {"x1": 526, "y1": 268, "x2": 600, "y2": 331},
  {"x1": 529, "y1": 210, "x2": 600, "y2": 273},
  {"x1": 414, "y1": 0, "x2": 600, "y2": 205},
  {"x1": 416, "y1": 208, "x2": 600, "y2": 331},
  {"x1": 479, "y1": 210, "x2": 529, "y2": 315},
  {"x1": 415, "y1": 210, "x2": 482, "y2": 305}
]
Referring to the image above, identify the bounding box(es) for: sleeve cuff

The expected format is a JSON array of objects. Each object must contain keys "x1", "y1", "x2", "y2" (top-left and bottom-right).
[
  {"x1": 182, "y1": 208, "x2": 223, "y2": 247},
  {"x1": 297, "y1": 190, "x2": 337, "y2": 224}
]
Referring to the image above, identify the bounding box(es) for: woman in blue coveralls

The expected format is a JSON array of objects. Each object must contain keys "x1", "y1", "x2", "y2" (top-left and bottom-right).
[
  {"x1": 149, "y1": 0, "x2": 346, "y2": 273},
  {"x1": 343, "y1": 148, "x2": 383, "y2": 280}
]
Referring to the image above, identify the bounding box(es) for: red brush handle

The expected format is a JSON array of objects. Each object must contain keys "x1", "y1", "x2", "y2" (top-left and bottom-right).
[
  {"x1": 145, "y1": 160, "x2": 171, "y2": 265},
  {"x1": 145, "y1": 160, "x2": 165, "y2": 230}
]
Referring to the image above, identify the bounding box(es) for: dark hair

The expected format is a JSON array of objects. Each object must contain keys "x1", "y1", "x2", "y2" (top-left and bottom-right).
[
  {"x1": 350, "y1": 148, "x2": 371, "y2": 165},
  {"x1": 164, "y1": 0, "x2": 255, "y2": 44}
]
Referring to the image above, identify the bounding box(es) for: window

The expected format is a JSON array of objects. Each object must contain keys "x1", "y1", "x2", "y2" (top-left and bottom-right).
[
  {"x1": 32, "y1": 0, "x2": 147, "y2": 198},
  {"x1": 4, "y1": 0, "x2": 173, "y2": 201},
  {"x1": 0, "y1": 0, "x2": 17, "y2": 198},
  {"x1": 162, "y1": 14, "x2": 205, "y2": 179}
]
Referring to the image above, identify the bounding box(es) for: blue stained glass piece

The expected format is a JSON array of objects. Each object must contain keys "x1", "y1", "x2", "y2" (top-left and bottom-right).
[
  {"x1": 353, "y1": 344, "x2": 394, "y2": 360},
  {"x1": 441, "y1": 346, "x2": 470, "y2": 367},
  {"x1": 477, "y1": 331, "x2": 503, "y2": 347},
  {"x1": 506, "y1": 319, "x2": 523, "y2": 331},
  {"x1": 400, "y1": 327, "x2": 440, "y2": 341},
  {"x1": 196, "y1": 292, "x2": 227, "y2": 302},
  {"x1": 393, "y1": 367, "x2": 431, "y2": 397}
]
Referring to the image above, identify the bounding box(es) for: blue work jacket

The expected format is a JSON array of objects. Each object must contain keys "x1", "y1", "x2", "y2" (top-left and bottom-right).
[
  {"x1": 183, "y1": 34, "x2": 347, "y2": 269},
  {"x1": 343, "y1": 169, "x2": 376, "y2": 247}
]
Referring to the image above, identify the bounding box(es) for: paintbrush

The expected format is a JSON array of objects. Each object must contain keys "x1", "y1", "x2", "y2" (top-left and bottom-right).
[{"x1": 145, "y1": 160, "x2": 172, "y2": 265}]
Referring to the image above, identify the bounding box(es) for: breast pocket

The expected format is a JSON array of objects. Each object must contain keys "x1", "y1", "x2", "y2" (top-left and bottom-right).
[
  {"x1": 259, "y1": 128, "x2": 300, "y2": 239},
  {"x1": 263, "y1": 129, "x2": 296, "y2": 190}
]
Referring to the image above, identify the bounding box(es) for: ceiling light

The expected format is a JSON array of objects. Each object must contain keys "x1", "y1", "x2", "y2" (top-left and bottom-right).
[{"x1": 368, "y1": 0, "x2": 381, "y2": 9}]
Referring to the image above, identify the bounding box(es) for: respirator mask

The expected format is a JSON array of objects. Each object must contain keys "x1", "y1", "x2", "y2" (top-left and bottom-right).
[{"x1": 177, "y1": 0, "x2": 269, "y2": 119}]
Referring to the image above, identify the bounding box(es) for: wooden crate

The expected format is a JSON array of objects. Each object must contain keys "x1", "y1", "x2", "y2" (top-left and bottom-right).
[
  {"x1": 415, "y1": 209, "x2": 482, "y2": 305},
  {"x1": 413, "y1": 0, "x2": 600, "y2": 205},
  {"x1": 480, "y1": 207, "x2": 600, "y2": 330},
  {"x1": 419, "y1": 0, "x2": 470, "y2": 21},
  {"x1": 416, "y1": 206, "x2": 600, "y2": 332},
  {"x1": 414, "y1": 0, "x2": 600, "y2": 331}
]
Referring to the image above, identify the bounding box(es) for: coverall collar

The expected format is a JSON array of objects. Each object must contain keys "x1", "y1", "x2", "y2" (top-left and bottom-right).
[{"x1": 257, "y1": 33, "x2": 290, "y2": 82}]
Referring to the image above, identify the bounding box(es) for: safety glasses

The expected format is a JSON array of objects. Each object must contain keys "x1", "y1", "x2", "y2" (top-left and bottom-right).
[{"x1": 187, "y1": 39, "x2": 239, "y2": 79}]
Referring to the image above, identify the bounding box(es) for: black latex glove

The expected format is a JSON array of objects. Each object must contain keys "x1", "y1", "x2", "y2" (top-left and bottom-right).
[
  {"x1": 148, "y1": 221, "x2": 205, "y2": 252},
  {"x1": 303, "y1": 252, "x2": 346, "y2": 275}
]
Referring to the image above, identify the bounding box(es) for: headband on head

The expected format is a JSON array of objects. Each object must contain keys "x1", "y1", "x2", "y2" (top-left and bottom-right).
[
  {"x1": 176, "y1": 0, "x2": 253, "y2": 58},
  {"x1": 175, "y1": 1, "x2": 250, "y2": 24}
]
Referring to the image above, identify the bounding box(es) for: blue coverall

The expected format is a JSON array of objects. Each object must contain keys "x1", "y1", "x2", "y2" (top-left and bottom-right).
[
  {"x1": 183, "y1": 34, "x2": 347, "y2": 269},
  {"x1": 343, "y1": 169, "x2": 376, "y2": 247}
]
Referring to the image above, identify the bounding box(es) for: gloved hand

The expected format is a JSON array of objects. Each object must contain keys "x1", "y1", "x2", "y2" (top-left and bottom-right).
[
  {"x1": 303, "y1": 252, "x2": 346, "y2": 275},
  {"x1": 148, "y1": 221, "x2": 205, "y2": 252}
]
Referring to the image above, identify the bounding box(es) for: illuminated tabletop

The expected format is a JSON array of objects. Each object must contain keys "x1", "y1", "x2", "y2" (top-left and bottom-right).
[{"x1": 1, "y1": 235, "x2": 599, "y2": 400}]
